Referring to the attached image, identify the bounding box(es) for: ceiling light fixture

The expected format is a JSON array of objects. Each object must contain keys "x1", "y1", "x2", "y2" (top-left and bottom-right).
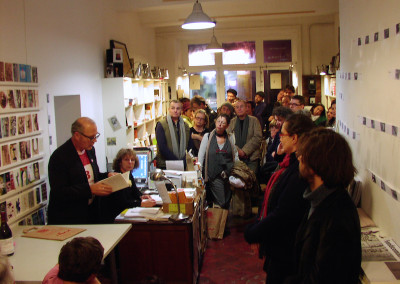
[
  {"x1": 182, "y1": 0, "x2": 215, "y2": 30},
  {"x1": 205, "y1": 26, "x2": 224, "y2": 53}
]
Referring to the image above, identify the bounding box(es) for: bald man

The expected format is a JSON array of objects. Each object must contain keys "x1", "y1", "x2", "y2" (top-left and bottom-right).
[{"x1": 48, "y1": 117, "x2": 114, "y2": 224}]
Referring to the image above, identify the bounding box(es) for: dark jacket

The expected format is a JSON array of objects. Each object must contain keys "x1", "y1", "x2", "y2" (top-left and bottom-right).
[
  {"x1": 99, "y1": 172, "x2": 142, "y2": 223},
  {"x1": 244, "y1": 153, "x2": 309, "y2": 284},
  {"x1": 285, "y1": 187, "x2": 361, "y2": 284},
  {"x1": 47, "y1": 139, "x2": 108, "y2": 224}
]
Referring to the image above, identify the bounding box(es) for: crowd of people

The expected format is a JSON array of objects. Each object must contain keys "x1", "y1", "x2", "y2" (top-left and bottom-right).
[{"x1": 44, "y1": 84, "x2": 358, "y2": 283}]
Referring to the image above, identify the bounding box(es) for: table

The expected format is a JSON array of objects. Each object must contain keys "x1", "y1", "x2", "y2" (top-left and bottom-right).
[
  {"x1": 9, "y1": 224, "x2": 132, "y2": 284},
  {"x1": 116, "y1": 192, "x2": 207, "y2": 284}
]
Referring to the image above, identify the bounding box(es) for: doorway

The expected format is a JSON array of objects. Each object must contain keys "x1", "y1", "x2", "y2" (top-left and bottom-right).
[
  {"x1": 54, "y1": 95, "x2": 81, "y2": 147},
  {"x1": 263, "y1": 70, "x2": 292, "y2": 103}
]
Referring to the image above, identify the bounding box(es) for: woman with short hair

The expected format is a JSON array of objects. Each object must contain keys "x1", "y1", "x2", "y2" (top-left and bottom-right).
[{"x1": 99, "y1": 148, "x2": 156, "y2": 223}]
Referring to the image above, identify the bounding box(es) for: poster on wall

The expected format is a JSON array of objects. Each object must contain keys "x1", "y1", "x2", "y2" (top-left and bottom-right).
[{"x1": 263, "y1": 40, "x2": 292, "y2": 63}]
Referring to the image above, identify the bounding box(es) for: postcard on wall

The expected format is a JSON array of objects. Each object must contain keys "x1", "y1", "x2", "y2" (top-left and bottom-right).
[
  {"x1": 25, "y1": 114, "x2": 32, "y2": 133},
  {"x1": 0, "y1": 91, "x2": 7, "y2": 110},
  {"x1": 20, "y1": 166, "x2": 28, "y2": 187},
  {"x1": 19, "y1": 64, "x2": 26, "y2": 82},
  {"x1": 7, "y1": 90, "x2": 16, "y2": 109},
  {"x1": 32, "y1": 67, "x2": 38, "y2": 83},
  {"x1": 0, "y1": 62, "x2": 4, "y2": 81},
  {"x1": 28, "y1": 90, "x2": 34, "y2": 108},
  {"x1": 32, "y1": 114, "x2": 39, "y2": 131},
  {"x1": 41, "y1": 183, "x2": 48, "y2": 201},
  {"x1": 32, "y1": 138, "x2": 39, "y2": 155},
  {"x1": 18, "y1": 116, "x2": 25, "y2": 135},
  {"x1": 1, "y1": 144, "x2": 11, "y2": 166},
  {"x1": 12, "y1": 64, "x2": 19, "y2": 82},
  {"x1": 5, "y1": 172, "x2": 15, "y2": 192},
  {"x1": 5, "y1": 63, "x2": 13, "y2": 82},
  {"x1": 1, "y1": 117, "x2": 9, "y2": 138},
  {"x1": 21, "y1": 90, "x2": 28, "y2": 108},
  {"x1": 10, "y1": 143, "x2": 18, "y2": 163},
  {"x1": 15, "y1": 90, "x2": 21, "y2": 108},
  {"x1": 108, "y1": 115, "x2": 121, "y2": 131}
]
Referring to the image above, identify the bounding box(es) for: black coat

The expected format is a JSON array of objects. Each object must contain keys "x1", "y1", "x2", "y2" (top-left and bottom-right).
[
  {"x1": 285, "y1": 187, "x2": 361, "y2": 284},
  {"x1": 99, "y1": 172, "x2": 142, "y2": 223},
  {"x1": 244, "y1": 153, "x2": 309, "y2": 284},
  {"x1": 47, "y1": 139, "x2": 108, "y2": 224}
]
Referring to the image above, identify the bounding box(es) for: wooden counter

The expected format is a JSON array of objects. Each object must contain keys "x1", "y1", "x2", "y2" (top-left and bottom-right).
[{"x1": 116, "y1": 191, "x2": 207, "y2": 284}]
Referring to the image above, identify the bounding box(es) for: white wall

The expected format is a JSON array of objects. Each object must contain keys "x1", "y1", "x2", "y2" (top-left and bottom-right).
[
  {"x1": 339, "y1": 0, "x2": 400, "y2": 242},
  {"x1": 0, "y1": 0, "x2": 156, "y2": 172}
]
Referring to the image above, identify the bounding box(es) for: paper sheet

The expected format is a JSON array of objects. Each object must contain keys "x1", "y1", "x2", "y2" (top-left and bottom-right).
[
  {"x1": 166, "y1": 160, "x2": 184, "y2": 171},
  {"x1": 155, "y1": 181, "x2": 172, "y2": 203},
  {"x1": 101, "y1": 171, "x2": 131, "y2": 192}
]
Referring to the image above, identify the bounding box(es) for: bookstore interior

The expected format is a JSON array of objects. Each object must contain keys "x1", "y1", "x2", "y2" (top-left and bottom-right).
[{"x1": 1, "y1": 0, "x2": 400, "y2": 283}]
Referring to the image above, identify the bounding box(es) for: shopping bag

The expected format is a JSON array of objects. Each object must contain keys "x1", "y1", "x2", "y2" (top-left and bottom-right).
[{"x1": 206, "y1": 207, "x2": 228, "y2": 239}]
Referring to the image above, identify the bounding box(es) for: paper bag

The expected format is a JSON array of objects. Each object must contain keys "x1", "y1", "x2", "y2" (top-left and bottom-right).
[{"x1": 206, "y1": 207, "x2": 228, "y2": 239}]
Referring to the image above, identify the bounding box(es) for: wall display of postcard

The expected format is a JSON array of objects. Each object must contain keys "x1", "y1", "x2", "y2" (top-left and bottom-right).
[{"x1": 0, "y1": 63, "x2": 46, "y2": 226}]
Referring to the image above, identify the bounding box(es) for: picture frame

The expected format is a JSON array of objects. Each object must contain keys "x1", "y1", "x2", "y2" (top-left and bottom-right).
[
  {"x1": 113, "y1": 49, "x2": 123, "y2": 63},
  {"x1": 110, "y1": 40, "x2": 133, "y2": 77}
]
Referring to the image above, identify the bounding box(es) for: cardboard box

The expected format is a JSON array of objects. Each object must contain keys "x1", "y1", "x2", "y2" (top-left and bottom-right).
[{"x1": 162, "y1": 198, "x2": 194, "y2": 215}]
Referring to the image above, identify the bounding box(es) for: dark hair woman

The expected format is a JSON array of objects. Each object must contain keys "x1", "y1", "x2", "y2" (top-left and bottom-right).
[{"x1": 198, "y1": 113, "x2": 238, "y2": 209}]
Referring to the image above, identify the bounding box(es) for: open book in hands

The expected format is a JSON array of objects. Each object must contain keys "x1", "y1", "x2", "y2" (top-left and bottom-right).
[{"x1": 101, "y1": 171, "x2": 132, "y2": 192}]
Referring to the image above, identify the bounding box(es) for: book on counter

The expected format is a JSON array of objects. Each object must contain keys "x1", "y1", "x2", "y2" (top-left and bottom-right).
[{"x1": 101, "y1": 172, "x2": 131, "y2": 192}]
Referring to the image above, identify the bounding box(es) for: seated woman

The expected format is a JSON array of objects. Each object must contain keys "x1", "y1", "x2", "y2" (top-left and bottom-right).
[
  {"x1": 244, "y1": 113, "x2": 315, "y2": 284},
  {"x1": 99, "y1": 148, "x2": 156, "y2": 223},
  {"x1": 190, "y1": 109, "x2": 209, "y2": 157},
  {"x1": 310, "y1": 103, "x2": 327, "y2": 126},
  {"x1": 198, "y1": 113, "x2": 239, "y2": 209}
]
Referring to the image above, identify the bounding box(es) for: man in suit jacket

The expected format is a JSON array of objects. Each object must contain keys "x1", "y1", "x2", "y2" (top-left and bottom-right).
[
  {"x1": 227, "y1": 99, "x2": 262, "y2": 172},
  {"x1": 48, "y1": 117, "x2": 114, "y2": 224},
  {"x1": 227, "y1": 99, "x2": 262, "y2": 217}
]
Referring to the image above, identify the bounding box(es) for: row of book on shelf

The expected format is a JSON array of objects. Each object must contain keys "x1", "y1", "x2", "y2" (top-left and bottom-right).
[
  {"x1": 0, "y1": 89, "x2": 39, "y2": 110},
  {"x1": 2, "y1": 183, "x2": 47, "y2": 225},
  {"x1": 0, "y1": 62, "x2": 38, "y2": 83},
  {"x1": 1, "y1": 137, "x2": 41, "y2": 168},
  {"x1": 0, "y1": 113, "x2": 39, "y2": 139},
  {"x1": 0, "y1": 160, "x2": 42, "y2": 195}
]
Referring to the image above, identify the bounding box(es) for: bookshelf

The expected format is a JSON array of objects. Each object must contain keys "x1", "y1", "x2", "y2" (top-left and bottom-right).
[{"x1": 101, "y1": 77, "x2": 167, "y2": 166}]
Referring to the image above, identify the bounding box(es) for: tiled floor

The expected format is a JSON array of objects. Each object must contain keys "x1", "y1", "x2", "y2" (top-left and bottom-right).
[{"x1": 198, "y1": 216, "x2": 266, "y2": 284}]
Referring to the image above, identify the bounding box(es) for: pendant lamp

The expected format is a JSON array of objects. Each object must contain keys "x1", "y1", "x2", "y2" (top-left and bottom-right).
[
  {"x1": 182, "y1": 0, "x2": 215, "y2": 30},
  {"x1": 205, "y1": 27, "x2": 224, "y2": 53}
]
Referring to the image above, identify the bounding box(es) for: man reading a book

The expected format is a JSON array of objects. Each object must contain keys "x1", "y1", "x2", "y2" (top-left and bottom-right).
[{"x1": 48, "y1": 117, "x2": 116, "y2": 224}]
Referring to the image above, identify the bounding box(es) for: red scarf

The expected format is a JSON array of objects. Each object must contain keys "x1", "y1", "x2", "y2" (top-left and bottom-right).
[{"x1": 260, "y1": 153, "x2": 291, "y2": 219}]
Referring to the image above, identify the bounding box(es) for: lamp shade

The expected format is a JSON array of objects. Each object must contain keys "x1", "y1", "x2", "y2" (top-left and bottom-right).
[
  {"x1": 182, "y1": 1, "x2": 215, "y2": 30},
  {"x1": 205, "y1": 34, "x2": 224, "y2": 53}
]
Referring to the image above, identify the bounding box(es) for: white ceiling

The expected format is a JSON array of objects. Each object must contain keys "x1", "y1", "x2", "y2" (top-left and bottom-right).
[{"x1": 112, "y1": 0, "x2": 339, "y2": 28}]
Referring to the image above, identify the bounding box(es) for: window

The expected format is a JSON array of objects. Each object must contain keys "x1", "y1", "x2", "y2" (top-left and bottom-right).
[
  {"x1": 188, "y1": 44, "x2": 215, "y2": 66},
  {"x1": 189, "y1": 71, "x2": 217, "y2": 111},
  {"x1": 222, "y1": 41, "x2": 256, "y2": 65},
  {"x1": 224, "y1": 70, "x2": 256, "y2": 102}
]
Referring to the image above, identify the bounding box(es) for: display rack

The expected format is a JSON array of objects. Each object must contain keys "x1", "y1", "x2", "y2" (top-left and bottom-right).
[
  {"x1": 102, "y1": 77, "x2": 168, "y2": 166},
  {"x1": 0, "y1": 63, "x2": 48, "y2": 226}
]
